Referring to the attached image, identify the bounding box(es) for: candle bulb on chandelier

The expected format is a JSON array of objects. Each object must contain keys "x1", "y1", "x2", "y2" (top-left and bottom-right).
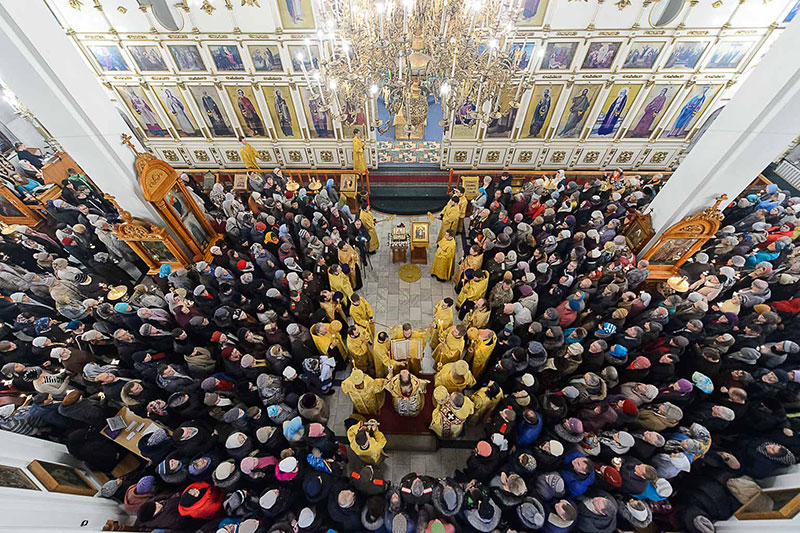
[
  {"x1": 439, "y1": 0, "x2": 448, "y2": 33},
  {"x1": 450, "y1": 48, "x2": 457, "y2": 77},
  {"x1": 297, "y1": 53, "x2": 312, "y2": 88},
  {"x1": 399, "y1": 53, "x2": 404, "y2": 81},
  {"x1": 304, "y1": 38, "x2": 312, "y2": 62},
  {"x1": 313, "y1": 71, "x2": 326, "y2": 105},
  {"x1": 376, "y1": 2, "x2": 386, "y2": 40},
  {"x1": 317, "y1": 30, "x2": 326, "y2": 61},
  {"x1": 342, "y1": 42, "x2": 352, "y2": 72}
]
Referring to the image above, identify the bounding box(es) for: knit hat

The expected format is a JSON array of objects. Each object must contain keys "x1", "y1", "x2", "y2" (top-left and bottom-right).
[
  {"x1": 100, "y1": 479, "x2": 120, "y2": 498},
  {"x1": 136, "y1": 476, "x2": 155, "y2": 494},
  {"x1": 621, "y1": 400, "x2": 638, "y2": 417},
  {"x1": 516, "y1": 496, "x2": 545, "y2": 529},
  {"x1": 692, "y1": 371, "x2": 714, "y2": 394},
  {"x1": 601, "y1": 465, "x2": 622, "y2": 488},
  {"x1": 676, "y1": 378, "x2": 694, "y2": 393},
  {"x1": 547, "y1": 440, "x2": 564, "y2": 457},
  {"x1": 277, "y1": 456, "x2": 298, "y2": 474},
  {"x1": 535, "y1": 473, "x2": 565, "y2": 500}
]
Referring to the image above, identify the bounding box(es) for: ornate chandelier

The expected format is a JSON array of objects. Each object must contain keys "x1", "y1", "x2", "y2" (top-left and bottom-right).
[{"x1": 304, "y1": 0, "x2": 529, "y2": 136}]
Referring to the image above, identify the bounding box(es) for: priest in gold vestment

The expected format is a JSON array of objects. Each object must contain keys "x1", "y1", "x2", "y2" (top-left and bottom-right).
[
  {"x1": 385, "y1": 369, "x2": 429, "y2": 417},
  {"x1": 352, "y1": 129, "x2": 367, "y2": 173},
  {"x1": 429, "y1": 298, "x2": 454, "y2": 350},
  {"x1": 430, "y1": 230, "x2": 456, "y2": 281},
  {"x1": 359, "y1": 203, "x2": 380, "y2": 253},
  {"x1": 389, "y1": 323, "x2": 428, "y2": 374},
  {"x1": 341, "y1": 368, "x2": 386, "y2": 416},
  {"x1": 239, "y1": 136, "x2": 261, "y2": 170},
  {"x1": 429, "y1": 387, "x2": 474, "y2": 439}
]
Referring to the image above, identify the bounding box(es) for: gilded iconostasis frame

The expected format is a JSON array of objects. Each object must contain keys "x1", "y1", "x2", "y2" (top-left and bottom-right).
[
  {"x1": 135, "y1": 153, "x2": 222, "y2": 262},
  {"x1": 44, "y1": 0, "x2": 799, "y2": 170}
]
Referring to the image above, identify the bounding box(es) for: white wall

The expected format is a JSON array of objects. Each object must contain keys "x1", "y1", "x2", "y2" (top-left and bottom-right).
[
  {"x1": 0, "y1": 431, "x2": 132, "y2": 532},
  {"x1": 0, "y1": 0, "x2": 159, "y2": 221}
]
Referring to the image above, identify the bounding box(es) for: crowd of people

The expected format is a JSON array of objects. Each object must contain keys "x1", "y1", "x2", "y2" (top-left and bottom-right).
[{"x1": 0, "y1": 166, "x2": 799, "y2": 533}]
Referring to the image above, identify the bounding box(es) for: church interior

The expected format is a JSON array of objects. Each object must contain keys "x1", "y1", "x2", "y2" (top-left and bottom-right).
[{"x1": 0, "y1": 0, "x2": 800, "y2": 532}]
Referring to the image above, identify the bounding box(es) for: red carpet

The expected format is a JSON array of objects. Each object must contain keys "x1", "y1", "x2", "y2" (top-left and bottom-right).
[{"x1": 378, "y1": 374, "x2": 436, "y2": 435}]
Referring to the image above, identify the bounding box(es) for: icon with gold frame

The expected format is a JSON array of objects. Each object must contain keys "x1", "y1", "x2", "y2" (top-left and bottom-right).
[
  {"x1": 410, "y1": 221, "x2": 430, "y2": 248},
  {"x1": 340, "y1": 173, "x2": 358, "y2": 194},
  {"x1": 461, "y1": 175, "x2": 480, "y2": 200}
]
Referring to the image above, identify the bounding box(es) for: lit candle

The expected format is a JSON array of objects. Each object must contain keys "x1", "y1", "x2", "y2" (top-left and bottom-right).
[
  {"x1": 317, "y1": 30, "x2": 326, "y2": 61},
  {"x1": 451, "y1": 48, "x2": 457, "y2": 77},
  {"x1": 304, "y1": 38, "x2": 312, "y2": 60},
  {"x1": 299, "y1": 59, "x2": 311, "y2": 87},
  {"x1": 315, "y1": 74, "x2": 327, "y2": 105},
  {"x1": 344, "y1": 43, "x2": 352, "y2": 72},
  {"x1": 515, "y1": 37, "x2": 527, "y2": 67},
  {"x1": 440, "y1": 0, "x2": 448, "y2": 33}
]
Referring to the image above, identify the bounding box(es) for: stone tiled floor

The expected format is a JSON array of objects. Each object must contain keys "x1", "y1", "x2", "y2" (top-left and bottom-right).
[{"x1": 326, "y1": 213, "x2": 475, "y2": 483}]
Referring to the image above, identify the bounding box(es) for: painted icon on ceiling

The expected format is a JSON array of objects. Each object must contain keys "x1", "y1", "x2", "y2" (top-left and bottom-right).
[
  {"x1": 117, "y1": 86, "x2": 169, "y2": 137},
  {"x1": 167, "y1": 45, "x2": 206, "y2": 71},
  {"x1": 581, "y1": 42, "x2": 621, "y2": 69},
  {"x1": 518, "y1": 0, "x2": 549, "y2": 26},
  {"x1": 128, "y1": 45, "x2": 168, "y2": 72},
  {"x1": 662, "y1": 84, "x2": 721, "y2": 139},
  {"x1": 154, "y1": 86, "x2": 202, "y2": 137},
  {"x1": 622, "y1": 42, "x2": 664, "y2": 69},
  {"x1": 626, "y1": 84, "x2": 680, "y2": 139},
  {"x1": 707, "y1": 42, "x2": 751, "y2": 69},
  {"x1": 89, "y1": 46, "x2": 129, "y2": 72},
  {"x1": 278, "y1": 0, "x2": 315, "y2": 30},
  {"x1": 226, "y1": 86, "x2": 267, "y2": 137},
  {"x1": 508, "y1": 43, "x2": 535, "y2": 70},
  {"x1": 248, "y1": 45, "x2": 283, "y2": 72},
  {"x1": 209, "y1": 45, "x2": 245, "y2": 71},
  {"x1": 300, "y1": 88, "x2": 334, "y2": 139},
  {"x1": 590, "y1": 84, "x2": 643, "y2": 137},
  {"x1": 539, "y1": 42, "x2": 578, "y2": 70},
  {"x1": 555, "y1": 84, "x2": 601, "y2": 139},
  {"x1": 664, "y1": 41, "x2": 708, "y2": 69},
  {"x1": 187, "y1": 85, "x2": 235, "y2": 137},
  {"x1": 263, "y1": 86, "x2": 300, "y2": 139},
  {"x1": 521, "y1": 85, "x2": 564, "y2": 139}
]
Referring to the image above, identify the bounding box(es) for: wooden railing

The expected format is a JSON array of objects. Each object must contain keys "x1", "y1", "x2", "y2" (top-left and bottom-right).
[
  {"x1": 446, "y1": 169, "x2": 673, "y2": 193},
  {"x1": 178, "y1": 168, "x2": 370, "y2": 196},
  {"x1": 177, "y1": 166, "x2": 770, "y2": 205},
  {"x1": 446, "y1": 169, "x2": 772, "y2": 201}
]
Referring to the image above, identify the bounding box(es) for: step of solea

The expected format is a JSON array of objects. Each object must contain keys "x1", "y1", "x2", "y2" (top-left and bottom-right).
[{"x1": 384, "y1": 433, "x2": 438, "y2": 452}]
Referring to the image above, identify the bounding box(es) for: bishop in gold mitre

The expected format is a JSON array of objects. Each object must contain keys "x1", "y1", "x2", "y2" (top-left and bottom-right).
[{"x1": 385, "y1": 368, "x2": 429, "y2": 417}]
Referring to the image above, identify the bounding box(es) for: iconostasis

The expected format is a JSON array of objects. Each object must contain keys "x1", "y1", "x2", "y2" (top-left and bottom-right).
[{"x1": 44, "y1": 0, "x2": 799, "y2": 171}]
